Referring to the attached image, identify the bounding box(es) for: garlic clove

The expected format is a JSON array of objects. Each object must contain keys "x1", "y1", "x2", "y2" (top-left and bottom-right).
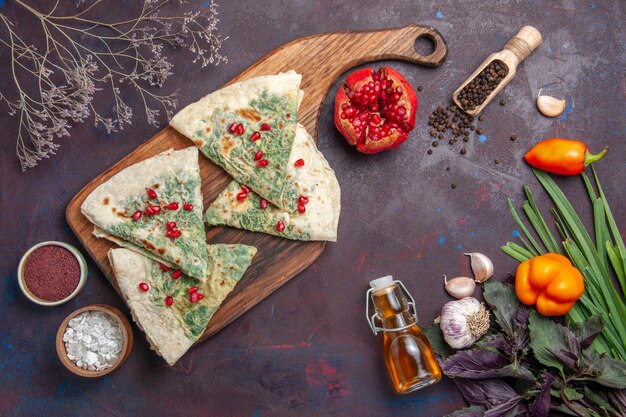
[
  {"x1": 464, "y1": 252, "x2": 494, "y2": 283},
  {"x1": 444, "y1": 275, "x2": 476, "y2": 298},
  {"x1": 537, "y1": 89, "x2": 566, "y2": 117}
]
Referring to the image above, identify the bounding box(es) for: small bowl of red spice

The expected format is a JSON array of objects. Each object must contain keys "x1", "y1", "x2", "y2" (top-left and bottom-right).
[{"x1": 18, "y1": 241, "x2": 88, "y2": 306}]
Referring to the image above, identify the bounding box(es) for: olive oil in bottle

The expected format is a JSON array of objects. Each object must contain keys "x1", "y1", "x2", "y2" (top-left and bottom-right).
[{"x1": 366, "y1": 276, "x2": 441, "y2": 394}]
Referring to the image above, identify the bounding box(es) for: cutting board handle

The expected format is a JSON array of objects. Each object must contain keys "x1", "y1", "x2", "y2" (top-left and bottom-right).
[
  {"x1": 359, "y1": 24, "x2": 449, "y2": 67},
  {"x1": 233, "y1": 24, "x2": 448, "y2": 134}
]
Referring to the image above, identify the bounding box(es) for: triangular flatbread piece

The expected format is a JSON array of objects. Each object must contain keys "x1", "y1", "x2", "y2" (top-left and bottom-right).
[
  {"x1": 82, "y1": 147, "x2": 209, "y2": 280},
  {"x1": 108, "y1": 244, "x2": 256, "y2": 366},
  {"x1": 170, "y1": 72, "x2": 302, "y2": 209},
  {"x1": 204, "y1": 125, "x2": 340, "y2": 241}
]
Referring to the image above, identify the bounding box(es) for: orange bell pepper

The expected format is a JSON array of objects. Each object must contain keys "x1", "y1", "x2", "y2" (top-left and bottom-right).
[
  {"x1": 515, "y1": 253, "x2": 585, "y2": 316},
  {"x1": 524, "y1": 138, "x2": 607, "y2": 176}
]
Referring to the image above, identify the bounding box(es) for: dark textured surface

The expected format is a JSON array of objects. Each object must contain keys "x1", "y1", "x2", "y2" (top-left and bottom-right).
[{"x1": 0, "y1": 1, "x2": 624, "y2": 416}]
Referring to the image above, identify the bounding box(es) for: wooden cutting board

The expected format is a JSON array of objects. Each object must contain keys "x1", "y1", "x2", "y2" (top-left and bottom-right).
[{"x1": 66, "y1": 24, "x2": 448, "y2": 342}]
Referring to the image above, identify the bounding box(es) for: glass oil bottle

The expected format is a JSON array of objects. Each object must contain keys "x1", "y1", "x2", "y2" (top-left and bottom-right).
[{"x1": 366, "y1": 276, "x2": 441, "y2": 394}]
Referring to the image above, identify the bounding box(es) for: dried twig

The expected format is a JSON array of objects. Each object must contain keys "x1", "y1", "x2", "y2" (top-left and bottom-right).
[{"x1": 0, "y1": 0, "x2": 227, "y2": 170}]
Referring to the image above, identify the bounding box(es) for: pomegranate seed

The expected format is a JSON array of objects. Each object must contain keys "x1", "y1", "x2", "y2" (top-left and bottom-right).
[
  {"x1": 190, "y1": 292, "x2": 199, "y2": 303},
  {"x1": 166, "y1": 202, "x2": 179, "y2": 211},
  {"x1": 254, "y1": 151, "x2": 263, "y2": 161},
  {"x1": 298, "y1": 204, "x2": 306, "y2": 214},
  {"x1": 276, "y1": 221, "x2": 285, "y2": 232},
  {"x1": 172, "y1": 270, "x2": 182, "y2": 279},
  {"x1": 228, "y1": 122, "x2": 237, "y2": 134},
  {"x1": 166, "y1": 221, "x2": 177, "y2": 230},
  {"x1": 172, "y1": 230, "x2": 182, "y2": 238},
  {"x1": 138, "y1": 282, "x2": 149, "y2": 292},
  {"x1": 235, "y1": 123, "x2": 245, "y2": 135},
  {"x1": 260, "y1": 123, "x2": 271, "y2": 131},
  {"x1": 370, "y1": 114, "x2": 381, "y2": 124},
  {"x1": 187, "y1": 286, "x2": 198, "y2": 294},
  {"x1": 132, "y1": 210, "x2": 143, "y2": 221},
  {"x1": 257, "y1": 159, "x2": 269, "y2": 167},
  {"x1": 250, "y1": 131, "x2": 261, "y2": 142},
  {"x1": 183, "y1": 203, "x2": 194, "y2": 211},
  {"x1": 236, "y1": 192, "x2": 248, "y2": 201},
  {"x1": 159, "y1": 263, "x2": 170, "y2": 271},
  {"x1": 146, "y1": 205, "x2": 161, "y2": 216},
  {"x1": 260, "y1": 199, "x2": 268, "y2": 209},
  {"x1": 240, "y1": 184, "x2": 251, "y2": 194},
  {"x1": 165, "y1": 296, "x2": 173, "y2": 307},
  {"x1": 147, "y1": 188, "x2": 157, "y2": 199},
  {"x1": 294, "y1": 159, "x2": 305, "y2": 167},
  {"x1": 298, "y1": 196, "x2": 309, "y2": 205},
  {"x1": 166, "y1": 229, "x2": 182, "y2": 238},
  {"x1": 197, "y1": 293, "x2": 205, "y2": 300}
]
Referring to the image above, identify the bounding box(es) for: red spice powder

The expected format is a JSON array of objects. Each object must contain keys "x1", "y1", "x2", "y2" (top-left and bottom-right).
[{"x1": 23, "y1": 245, "x2": 80, "y2": 302}]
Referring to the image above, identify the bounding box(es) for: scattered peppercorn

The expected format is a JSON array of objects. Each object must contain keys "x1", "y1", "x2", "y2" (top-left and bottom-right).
[
  {"x1": 460, "y1": 148, "x2": 467, "y2": 155},
  {"x1": 446, "y1": 166, "x2": 451, "y2": 171},
  {"x1": 417, "y1": 85, "x2": 424, "y2": 91},
  {"x1": 478, "y1": 115, "x2": 485, "y2": 121},
  {"x1": 499, "y1": 98, "x2": 507, "y2": 105},
  {"x1": 510, "y1": 134, "x2": 517, "y2": 142},
  {"x1": 427, "y1": 149, "x2": 433, "y2": 155},
  {"x1": 432, "y1": 141, "x2": 439, "y2": 147},
  {"x1": 451, "y1": 182, "x2": 457, "y2": 189},
  {"x1": 495, "y1": 159, "x2": 501, "y2": 164},
  {"x1": 425, "y1": 102, "x2": 489, "y2": 154}
]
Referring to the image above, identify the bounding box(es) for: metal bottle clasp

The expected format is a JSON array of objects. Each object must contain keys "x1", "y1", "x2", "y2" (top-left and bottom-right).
[{"x1": 366, "y1": 280, "x2": 418, "y2": 335}]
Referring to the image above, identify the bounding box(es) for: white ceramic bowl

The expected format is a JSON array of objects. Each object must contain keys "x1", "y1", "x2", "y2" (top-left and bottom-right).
[{"x1": 17, "y1": 241, "x2": 88, "y2": 306}]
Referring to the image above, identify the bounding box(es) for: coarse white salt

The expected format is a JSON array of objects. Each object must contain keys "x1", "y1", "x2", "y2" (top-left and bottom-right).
[{"x1": 63, "y1": 310, "x2": 123, "y2": 372}]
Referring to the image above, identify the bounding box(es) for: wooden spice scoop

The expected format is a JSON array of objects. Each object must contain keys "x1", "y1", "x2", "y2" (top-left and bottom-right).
[{"x1": 452, "y1": 26, "x2": 542, "y2": 115}]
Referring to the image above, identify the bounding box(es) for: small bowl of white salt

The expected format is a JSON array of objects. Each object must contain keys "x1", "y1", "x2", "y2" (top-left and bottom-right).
[{"x1": 56, "y1": 304, "x2": 133, "y2": 378}]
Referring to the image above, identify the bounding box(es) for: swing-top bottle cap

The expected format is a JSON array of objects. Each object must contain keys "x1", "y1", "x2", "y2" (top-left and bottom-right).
[{"x1": 369, "y1": 275, "x2": 394, "y2": 291}]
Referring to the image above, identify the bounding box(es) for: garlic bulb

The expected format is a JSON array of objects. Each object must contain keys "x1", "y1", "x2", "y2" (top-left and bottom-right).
[
  {"x1": 444, "y1": 275, "x2": 476, "y2": 298},
  {"x1": 536, "y1": 90, "x2": 566, "y2": 117},
  {"x1": 465, "y1": 252, "x2": 494, "y2": 283},
  {"x1": 440, "y1": 297, "x2": 490, "y2": 349}
]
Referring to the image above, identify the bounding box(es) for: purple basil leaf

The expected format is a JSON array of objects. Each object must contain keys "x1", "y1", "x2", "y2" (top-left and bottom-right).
[
  {"x1": 581, "y1": 350, "x2": 626, "y2": 389},
  {"x1": 570, "y1": 315, "x2": 603, "y2": 351},
  {"x1": 563, "y1": 325, "x2": 581, "y2": 358},
  {"x1": 444, "y1": 405, "x2": 487, "y2": 417},
  {"x1": 475, "y1": 334, "x2": 508, "y2": 352},
  {"x1": 454, "y1": 378, "x2": 519, "y2": 406},
  {"x1": 548, "y1": 348, "x2": 579, "y2": 373},
  {"x1": 484, "y1": 395, "x2": 522, "y2": 417},
  {"x1": 454, "y1": 378, "x2": 489, "y2": 405},
  {"x1": 514, "y1": 307, "x2": 530, "y2": 328},
  {"x1": 608, "y1": 389, "x2": 626, "y2": 415},
  {"x1": 530, "y1": 372, "x2": 554, "y2": 417},
  {"x1": 443, "y1": 350, "x2": 510, "y2": 379},
  {"x1": 583, "y1": 386, "x2": 618, "y2": 415}
]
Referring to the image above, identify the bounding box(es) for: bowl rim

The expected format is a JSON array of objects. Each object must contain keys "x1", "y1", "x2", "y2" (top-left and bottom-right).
[
  {"x1": 56, "y1": 304, "x2": 133, "y2": 378},
  {"x1": 17, "y1": 241, "x2": 88, "y2": 306}
]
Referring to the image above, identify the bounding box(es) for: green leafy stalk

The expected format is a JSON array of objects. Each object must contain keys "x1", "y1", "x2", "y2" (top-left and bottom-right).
[{"x1": 502, "y1": 169, "x2": 626, "y2": 361}]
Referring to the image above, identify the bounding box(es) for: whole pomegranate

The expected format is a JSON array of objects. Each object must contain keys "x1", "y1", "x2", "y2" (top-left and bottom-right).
[{"x1": 334, "y1": 67, "x2": 417, "y2": 154}]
